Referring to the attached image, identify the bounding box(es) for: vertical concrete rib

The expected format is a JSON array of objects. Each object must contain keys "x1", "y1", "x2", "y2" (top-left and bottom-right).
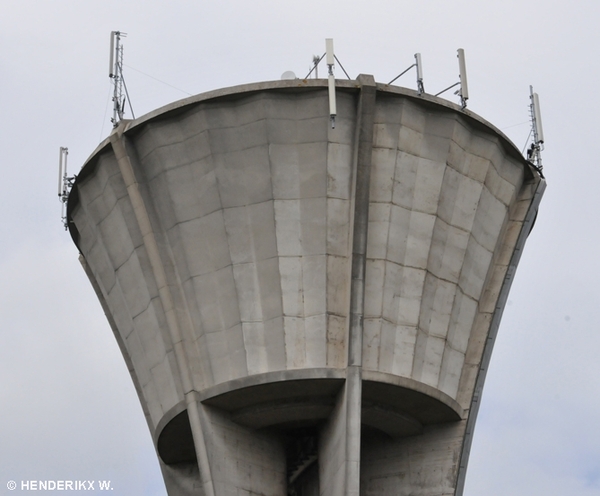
[
  {"x1": 454, "y1": 177, "x2": 546, "y2": 496},
  {"x1": 109, "y1": 124, "x2": 215, "y2": 496},
  {"x1": 346, "y1": 74, "x2": 377, "y2": 495},
  {"x1": 348, "y1": 74, "x2": 377, "y2": 367}
]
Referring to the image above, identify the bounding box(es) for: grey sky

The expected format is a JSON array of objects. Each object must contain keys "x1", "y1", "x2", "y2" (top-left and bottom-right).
[{"x1": 1, "y1": 1, "x2": 599, "y2": 494}]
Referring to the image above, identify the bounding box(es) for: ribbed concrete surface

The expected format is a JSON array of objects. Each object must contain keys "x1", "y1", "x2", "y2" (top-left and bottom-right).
[{"x1": 68, "y1": 77, "x2": 543, "y2": 496}]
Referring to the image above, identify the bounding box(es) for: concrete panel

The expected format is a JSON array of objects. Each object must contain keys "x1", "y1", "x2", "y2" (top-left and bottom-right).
[
  {"x1": 446, "y1": 290, "x2": 478, "y2": 355},
  {"x1": 382, "y1": 263, "x2": 426, "y2": 327},
  {"x1": 166, "y1": 165, "x2": 221, "y2": 227},
  {"x1": 419, "y1": 273, "x2": 458, "y2": 339},
  {"x1": 270, "y1": 141, "x2": 328, "y2": 200},
  {"x1": 305, "y1": 314, "x2": 328, "y2": 368},
  {"x1": 370, "y1": 147, "x2": 397, "y2": 202},
  {"x1": 223, "y1": 201, "x2": 278, "y2": 264},
  {"x1": 393, "y1": 155, "x2": 446, "y2": 216},
  {"x1": 326, "y1": 255, "x2": 350, "y2": 317},
  {"x1": 471, "y1": 186, "x2": 508, "y2": 252},
  {"x1": 177, "y1": 211, "x2": 231, "y2": 278},
  {"x1": 362, "y1": 318, "x2": 382, "y2": 371},
  {"x1": 214, "y1": 145, "x2": 273, "y2": 208},
  {"x1": 283, "y1": 316, "x2": 307, "y2": 369},
  {"x1": 437, "y1": 166, "x2": 483, "y2": 232},
  {"x1": 301, "y1": 255, "x2": 327, "y2": 316},
  {"x1": 412, "y1": 330, "x2": 446, "y2": 387},
  {"x1": 241, "y1": 321, "x2": 270, "y2": 376},
  {"x1": 364, "y1": 259, "x2": 385, "y2": 318},
  {"x1": 428, "y1": 217, "x2": 470, "y2": 283},
  {"x1": 326, "y1": 198, "x2": 351, "y2": 256},
  {"x1": 204, "y1": 323, "x2": 247, "y2": 384},
  {"x1": 458, "y1": 236, "x2": 493, "y2": 301},
  {"x1": 326, "y1": 315, "x2": 347, "y2": 368},
  {"x1": 380, "y1": 321, "x2": 418, "y2": 377},
  {"x1": 263, "y1": 316, "x2": 286, "y2": 371},
  {"x1": 125, "y1": 327, "x2": 152, "y2": 388},
  {"x1": 366, "y1": 203, "x2": 391, "y2": 260},
  {"x1": 208, "y1": 119, "x2": 268, "y2": 154},
  {"x1": 105, "y1": 282, "x2": 133, "y2": 338},
  {"x1": 85, "y1": 235, "x2": 117, "y2": 294},
  {"x1": 133, "y1": 303, "x2": 168, "y2": 370},
  {"x1": 326, "y1": 143, "x2": 354, "y2": 200},
  {"x1": 151, "y1": 354, "x2": 182, "y2": 416},
  {"x1": 438, "y1": 345, "x2": 466, "y2": 399},
  {"x1": 232, "y1": 259, "x2": 280, "y2": 321},
  {"x1": 115, "y1": 252, "x2": 153, "y2": 319},
  {"x1": 279, "y1": 256, "x2": 304, "y2": 316},
  {"x1": 192, "y1": 266, "x2": 240, "y2": 334},
  {"x1": 273, "y1": 199, "x2": 302, "y2": 256}
]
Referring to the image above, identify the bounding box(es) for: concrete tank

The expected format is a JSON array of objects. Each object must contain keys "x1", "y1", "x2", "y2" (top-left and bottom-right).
[{"x1": 67, "y1": 74, "x2": 544, "y2": 496}]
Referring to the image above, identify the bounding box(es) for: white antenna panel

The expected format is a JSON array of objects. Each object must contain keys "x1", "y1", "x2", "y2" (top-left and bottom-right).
[
  {"x1": 328, "y1": 74, "x2": 337, "y2": 116},
  {"x1": 415, "y1": 53, "x2": 423, "y2": 81},
  {"x1": 326, "y1": 39, "x2": 334, "y2": 66},
  {"x1": 109, "y1": 31, "x2": 116, "y2": 77},
  {"x1": 457, "y1": 48, "x2": 469, "y2": 101},
  {"x1": 58, "y1": 147, "x2": 64, "y2": 196},
  {"x1": 532, "y1": 92, "x2": 544, "y2": 143},
  {"x1": 281, "y1": 71, "x2": 296, "y2": 80}
]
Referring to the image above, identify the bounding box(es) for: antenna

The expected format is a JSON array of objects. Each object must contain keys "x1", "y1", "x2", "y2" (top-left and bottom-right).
[
  {"x1": 531, "y1": 88, "x2": 544, "y2": 144},
  {"x1": 313, "y1": 55, "x2": 321, "y2": 79},
  {"x1": 58, "y1": 147, "x2": 75, "y2": 230},
  {"x1": 326, "y1": 38, "x2": 336, "y2": 129},
  {"x1": 109, "y1": 31, "x2": 134, "y2": 127},
  {"x1": 457, "y1": 48, "x2": 469, "y2": 108},
  {"x1": 527, "y1": 86, "x2": 545, "y2": 174},
  {"x1": 387, "y1": 52, "x2": 425, "y2": 95},
  {"x1": 415, "y1": 53, "x2": 424, "y2": 94},
  {"x1": 434, "y1": 48, "x2": 469, "y2": 109},
  {"x1": 58, "y1": 147, "x2": 66, "y2": 198},
  {"x1": 109, "y1": 31, "x2": 115, "y2": 78},
  {"x1": 304, "y1": 43, "x2": 350, "y2": 83}
]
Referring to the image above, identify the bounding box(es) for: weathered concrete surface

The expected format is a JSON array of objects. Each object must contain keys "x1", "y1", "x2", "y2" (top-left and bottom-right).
[{"x1": 68, "y1": 76, "x2": 544, "y2": 496}]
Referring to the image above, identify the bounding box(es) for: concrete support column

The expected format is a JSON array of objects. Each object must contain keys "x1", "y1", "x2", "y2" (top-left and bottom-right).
[
  {"x1": 109, "y1": 126, "x2": 215, "y2": 496},
  {"x1": 320, "y1": 74, "x2": 377, "y2": 496},
  {"x1": 348, "y1": 74, "x2": 377, "y2": 369}
]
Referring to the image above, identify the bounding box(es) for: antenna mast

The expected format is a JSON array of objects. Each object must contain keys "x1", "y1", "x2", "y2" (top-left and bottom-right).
[
  {"x1": 415, "y1": 53, "x2": 424, "y2": 95},
  {"x1": 434, "y1": 48, "x2": 469, "y2": 109},
  {"x1": 527, "y1": 85, "x2": 545, "y2": 174},
  {"x1": 326, "y1": 38, "x2": 337, "y2": 129},
  {"x1": 388, "y1": 53, "x2": 425, "y2": 95},
  {"x1": 58, "y1": 147, "x2": 75, "y2": 230},
  {"x1": 457, "y1": 48, "x2": 469, "y2": 109},
  {"x1": 109, "y1": 31, "x2": 128, "y2": 127}
]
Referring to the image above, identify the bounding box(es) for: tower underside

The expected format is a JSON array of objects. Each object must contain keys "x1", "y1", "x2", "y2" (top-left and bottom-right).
[{"x1": 68, "y1": 76, "x2": 544, "y2": 496}]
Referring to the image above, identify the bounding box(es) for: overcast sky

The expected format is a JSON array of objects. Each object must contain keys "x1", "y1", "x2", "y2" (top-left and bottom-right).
[{"x1": 1, "y1": 1, "x2": 599, "y2": 495}]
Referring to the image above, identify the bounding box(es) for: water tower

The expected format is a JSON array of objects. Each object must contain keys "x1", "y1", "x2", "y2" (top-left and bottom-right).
[{"x1": 65, "y1": 64, "x2": 544, "y2": 495}]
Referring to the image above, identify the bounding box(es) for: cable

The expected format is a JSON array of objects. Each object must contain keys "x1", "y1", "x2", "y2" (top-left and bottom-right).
[
  {"x1": 121, "y1": 72, "x2": 135, "y2": 119},
  {"x1": 124, "y1": 64, "x2": 193, "y2": 96},
  {"x1": 333, "y1": 55, "x2": 351, "y2": 80},
  {"x1": 521, "y1": 128, "x2": 533, "y2": 155},
  {"x1": 99, "y1": 81, "x2": 112, "y2": 141},
  {"x1": 501, "y1": 120, "x2": 529, "y2": 131}
]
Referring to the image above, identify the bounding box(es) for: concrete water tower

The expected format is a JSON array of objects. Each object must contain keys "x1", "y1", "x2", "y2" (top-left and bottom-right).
[{"x1": 66, "y1": 69, "x2": 544, "y2": 495}]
